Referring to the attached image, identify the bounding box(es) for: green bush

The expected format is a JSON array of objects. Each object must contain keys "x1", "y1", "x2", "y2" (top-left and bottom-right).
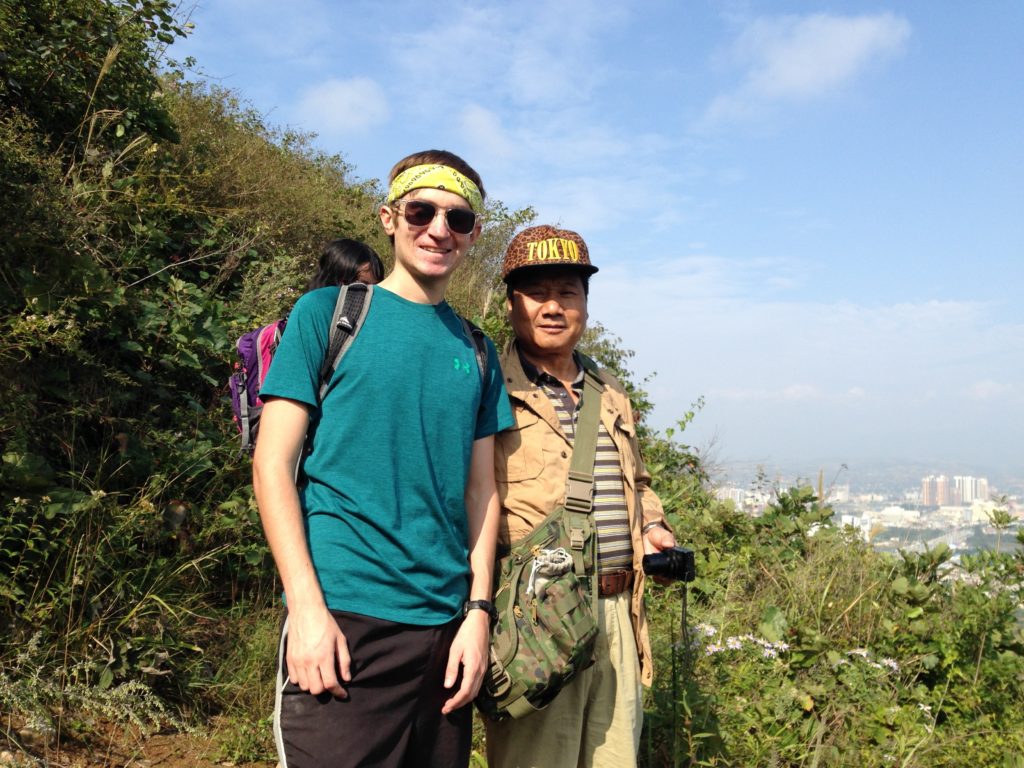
[{"x1": 640, "y1": 477, "x2": 1024, "y2": 767}]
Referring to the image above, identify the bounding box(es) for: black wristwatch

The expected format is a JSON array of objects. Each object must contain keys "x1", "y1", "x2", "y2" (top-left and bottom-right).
[{"x1": 463, "y1": 599, "x2": 498, "y2": 623}]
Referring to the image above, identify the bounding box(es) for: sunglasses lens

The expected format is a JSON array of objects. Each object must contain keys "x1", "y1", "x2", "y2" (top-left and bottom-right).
[
  {"x1": 445, "y1": 208, "x2": 477, "y2": 234},
  {"x1": 398, "y1": 200, "x2": 477, "y2": 234},
  {"x1": 401, "y1": 200, "x2": 436, "y2": 226}
]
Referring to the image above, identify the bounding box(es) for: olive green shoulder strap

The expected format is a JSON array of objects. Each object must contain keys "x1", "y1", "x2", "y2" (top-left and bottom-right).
[{"x1": 563, "y1": 365, "x2": 605, "y2": 584}]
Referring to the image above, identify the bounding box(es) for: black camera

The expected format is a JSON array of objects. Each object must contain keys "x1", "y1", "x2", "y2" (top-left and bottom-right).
[{"x1": 642, "y1": 547, "x2": 695, "y2": 582}]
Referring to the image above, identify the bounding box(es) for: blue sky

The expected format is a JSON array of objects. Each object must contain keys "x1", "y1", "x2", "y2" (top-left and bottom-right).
[{"x1": 172, "y1": 1, "x2": 1023, "y2": 473}]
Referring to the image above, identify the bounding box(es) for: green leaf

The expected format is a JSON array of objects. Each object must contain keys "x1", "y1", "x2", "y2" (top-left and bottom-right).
[
  {"x1": 759, "y1": 606, "x2": 788, "y2": 643},
  {"x1": 244, "y1": 549, "x2": 263, "y2": 566}
]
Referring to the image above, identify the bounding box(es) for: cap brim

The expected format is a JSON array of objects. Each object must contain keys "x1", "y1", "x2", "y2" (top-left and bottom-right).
[{"x1": 502, "y1": 262, "x2": 599, "y2": 283}]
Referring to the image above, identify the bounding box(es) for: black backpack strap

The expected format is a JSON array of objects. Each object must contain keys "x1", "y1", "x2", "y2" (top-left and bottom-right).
[
  {"x1": 317, "y1": 283, "x2": 373, "y2": 402},
  {"x1": 236, "y1": 369, "x2": 252, "y2": 452},
  {"x1": 458, "y1": 315, "x2": 489, "y2": 388}
]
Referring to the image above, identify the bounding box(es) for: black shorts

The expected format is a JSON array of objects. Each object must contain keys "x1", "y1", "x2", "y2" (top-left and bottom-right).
[{"x1": 273, "y1": 609, "x2": 470, "y2": 768}]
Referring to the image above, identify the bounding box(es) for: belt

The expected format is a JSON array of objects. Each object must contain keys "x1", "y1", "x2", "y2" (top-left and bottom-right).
[{"x1": 598, "y1": 569, "x2": 634, "y2": 597}]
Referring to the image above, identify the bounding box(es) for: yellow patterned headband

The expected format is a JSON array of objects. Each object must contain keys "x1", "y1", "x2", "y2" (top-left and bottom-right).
[{"x1": 387, "y1": 164, "x2": 484, "y2": 213}]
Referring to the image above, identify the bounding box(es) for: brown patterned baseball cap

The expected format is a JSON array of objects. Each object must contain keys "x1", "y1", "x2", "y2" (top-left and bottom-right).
[{"x1": 501, "y1": 225, "x2": 599, "y2": 282}]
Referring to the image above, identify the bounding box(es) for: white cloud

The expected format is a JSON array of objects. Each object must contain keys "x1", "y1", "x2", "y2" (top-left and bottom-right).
[
  {"x1": 968, "y1": 380, "x2": 1012, "y2": 400},
  {"x1": 293, "y1": 77, "x2": 389, "y2": 136},
  {"x1": 460, "y1": 105, "x2": 516, "y2": 160},
  {"x1": 386, "y1": 0, "x2": 621, "y2": 113},
  {"x1": 702, "y1": 12, "x2": 911, "y2": 125}
]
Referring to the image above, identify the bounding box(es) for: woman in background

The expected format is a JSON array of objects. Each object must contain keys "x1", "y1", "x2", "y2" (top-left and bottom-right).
[{"x1": 307, "y1": 238, "x2": 385, "y2": 290}]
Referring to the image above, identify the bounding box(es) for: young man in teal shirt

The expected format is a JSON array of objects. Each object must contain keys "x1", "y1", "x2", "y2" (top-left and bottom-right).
[{"x1": 253, "y1": 150, "x2": 512, "y2": 768}]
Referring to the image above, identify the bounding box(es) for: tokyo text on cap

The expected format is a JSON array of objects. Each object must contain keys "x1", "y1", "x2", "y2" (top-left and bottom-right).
[{"x1": 501, "y1": 225, "x2": 598, "y2": 282}]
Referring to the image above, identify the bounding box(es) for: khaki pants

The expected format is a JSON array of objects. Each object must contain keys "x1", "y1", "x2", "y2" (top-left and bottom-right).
[{"x1": 484, "y1": 591, "x2": 643, "y2": 768}]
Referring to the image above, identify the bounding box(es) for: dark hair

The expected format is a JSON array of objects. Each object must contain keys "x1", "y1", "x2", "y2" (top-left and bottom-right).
[
  {"x1": 505, "y1": 266, "x2": 590, "y2": 300},
  {"x1": 307, "y1": 239, "x2": 384, "y2": 290},
  {"x1": 387, "y1": 149, "x2": 486, "y2": 204}
]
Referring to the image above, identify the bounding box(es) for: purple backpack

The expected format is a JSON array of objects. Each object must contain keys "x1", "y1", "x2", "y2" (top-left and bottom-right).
[
  {"x1": 228, "y1": 283, "x2": 488, "y2": 454},
  {"x1": 229, "y1": 318, "x2": 287, "y2": 454}
]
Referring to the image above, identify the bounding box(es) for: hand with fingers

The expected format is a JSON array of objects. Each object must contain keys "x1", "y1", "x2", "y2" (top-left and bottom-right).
[
  {"x1": 440, "y1": 610, "x2": 490, "y2": 714},
  {"x1": 643, "y1": 522, "x2": 678, "y2": 586},
  {"x1": 286, "y1": 605, "x2": 352, "y2": 698}
]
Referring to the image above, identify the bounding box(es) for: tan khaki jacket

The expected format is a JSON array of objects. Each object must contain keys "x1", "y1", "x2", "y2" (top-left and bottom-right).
[{"x1": 494, "y1": 346, "x2": 667, "y2": 686}]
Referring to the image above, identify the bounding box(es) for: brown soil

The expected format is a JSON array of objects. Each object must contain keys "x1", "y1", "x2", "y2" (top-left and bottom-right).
[{"x1": 3, "y1": 722, "x2": 276, "y2": 768}]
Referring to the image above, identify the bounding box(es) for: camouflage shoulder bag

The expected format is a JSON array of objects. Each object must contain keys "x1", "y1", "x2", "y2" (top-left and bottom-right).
[{"x1": 477, "y1": 365, "x2": 604, "y2": 720}]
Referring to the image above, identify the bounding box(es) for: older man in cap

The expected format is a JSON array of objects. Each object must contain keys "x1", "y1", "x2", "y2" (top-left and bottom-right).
[{"x1": 485, "y1": 225, "x2": 676, "y2": 768}]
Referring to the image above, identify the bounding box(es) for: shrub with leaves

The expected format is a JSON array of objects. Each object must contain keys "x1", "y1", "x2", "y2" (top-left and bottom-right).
[{"x1": 640, "y1": 475, "x2": 1024, "y2": 767}]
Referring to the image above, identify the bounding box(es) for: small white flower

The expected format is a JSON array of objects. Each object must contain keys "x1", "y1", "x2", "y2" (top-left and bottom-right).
[
  {"x1": 705, "y1": 644, "x2": 724, "y2": 656},
  {"x1": 696, "y1": 623, "x2": 718, "y2": 637},
  {"x1": 726, "y1": 637, "x2": 743, "y2": 650}
]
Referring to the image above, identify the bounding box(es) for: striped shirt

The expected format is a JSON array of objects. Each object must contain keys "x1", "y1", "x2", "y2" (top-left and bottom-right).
[{"x1": 519, "y1": 352, "x2": 633, "y2": 574}]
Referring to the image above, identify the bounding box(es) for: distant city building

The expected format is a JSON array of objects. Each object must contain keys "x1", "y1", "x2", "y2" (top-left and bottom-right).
[
  {"x1": 921, "y1": 473, "x2": 988, "y2": 508},
  {"x1": 955, "y1": 475, "x2": 989, "y2": 504},
  {"x1": 968, "y1": 500, "x2": 1001, "y2": 524},
  {"x1": 921, "y1": 476, "x2": 936, "y2": 506},
  {"x1": 828, "y1": 484, "x2": 851, "y2": 504},
  {"x1": 877, "y1": 505, "x2": 920, "y2": 526},
  {"x1": 839, "y1": 513, "x2": 870, "y2": 541},
  {"x1": 857, "y1": 493, "x2": 886, "y2": 503},
  {"x1": 715, "y1": 486, "x2": 746, "y2": 506}
]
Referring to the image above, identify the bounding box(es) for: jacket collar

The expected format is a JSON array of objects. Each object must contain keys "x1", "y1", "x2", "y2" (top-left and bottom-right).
[{"x1": 500, "y1": 343, "x2": 569, "y2": 440}]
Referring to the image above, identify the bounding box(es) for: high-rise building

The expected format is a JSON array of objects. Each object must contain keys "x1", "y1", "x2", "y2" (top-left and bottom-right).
[
  {"x1": 954, "y1": 476, "x2": 991, "y2": 504},
  {"x1": 921, "y1": 475, "x2": 936, "y2": 506}
]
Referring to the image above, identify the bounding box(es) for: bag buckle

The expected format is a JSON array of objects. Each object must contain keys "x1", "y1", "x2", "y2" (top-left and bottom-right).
[
  {"x1": 564, "y1": 470, "x2": 594, "y2": 513},
  {"x1": 569, "y1": 526, "x2": 586, "y2": 550}
]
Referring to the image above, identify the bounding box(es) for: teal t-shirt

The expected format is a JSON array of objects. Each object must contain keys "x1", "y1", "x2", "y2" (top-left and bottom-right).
[{"x1": 260, "y1": 286, "x2": 513, "y2": 625}]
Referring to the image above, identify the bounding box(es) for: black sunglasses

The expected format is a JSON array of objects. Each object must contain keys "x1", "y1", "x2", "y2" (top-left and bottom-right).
[{"x1": 392, "y1": 199, "x2": 479, "y2": 235}]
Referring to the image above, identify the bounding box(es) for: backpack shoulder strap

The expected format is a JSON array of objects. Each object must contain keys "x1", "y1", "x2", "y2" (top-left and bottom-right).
[
  {"x1": 564, "y1": 368, "x2": 604, "y2": 514},
  {"x1": 317, "y1": 283, "x2": 373, "y2": 402},
  {"x1": 458, "y1": 315, "x2": 489, "y2": 388},
  {"x1": 563, "y1": 367, "x2": 605, "y2": 586}
]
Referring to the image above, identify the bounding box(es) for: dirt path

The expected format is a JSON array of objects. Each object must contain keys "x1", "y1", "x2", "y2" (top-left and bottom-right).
[{"x1": 4, "y1": 731, "x2": 276, "y2": 768}]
